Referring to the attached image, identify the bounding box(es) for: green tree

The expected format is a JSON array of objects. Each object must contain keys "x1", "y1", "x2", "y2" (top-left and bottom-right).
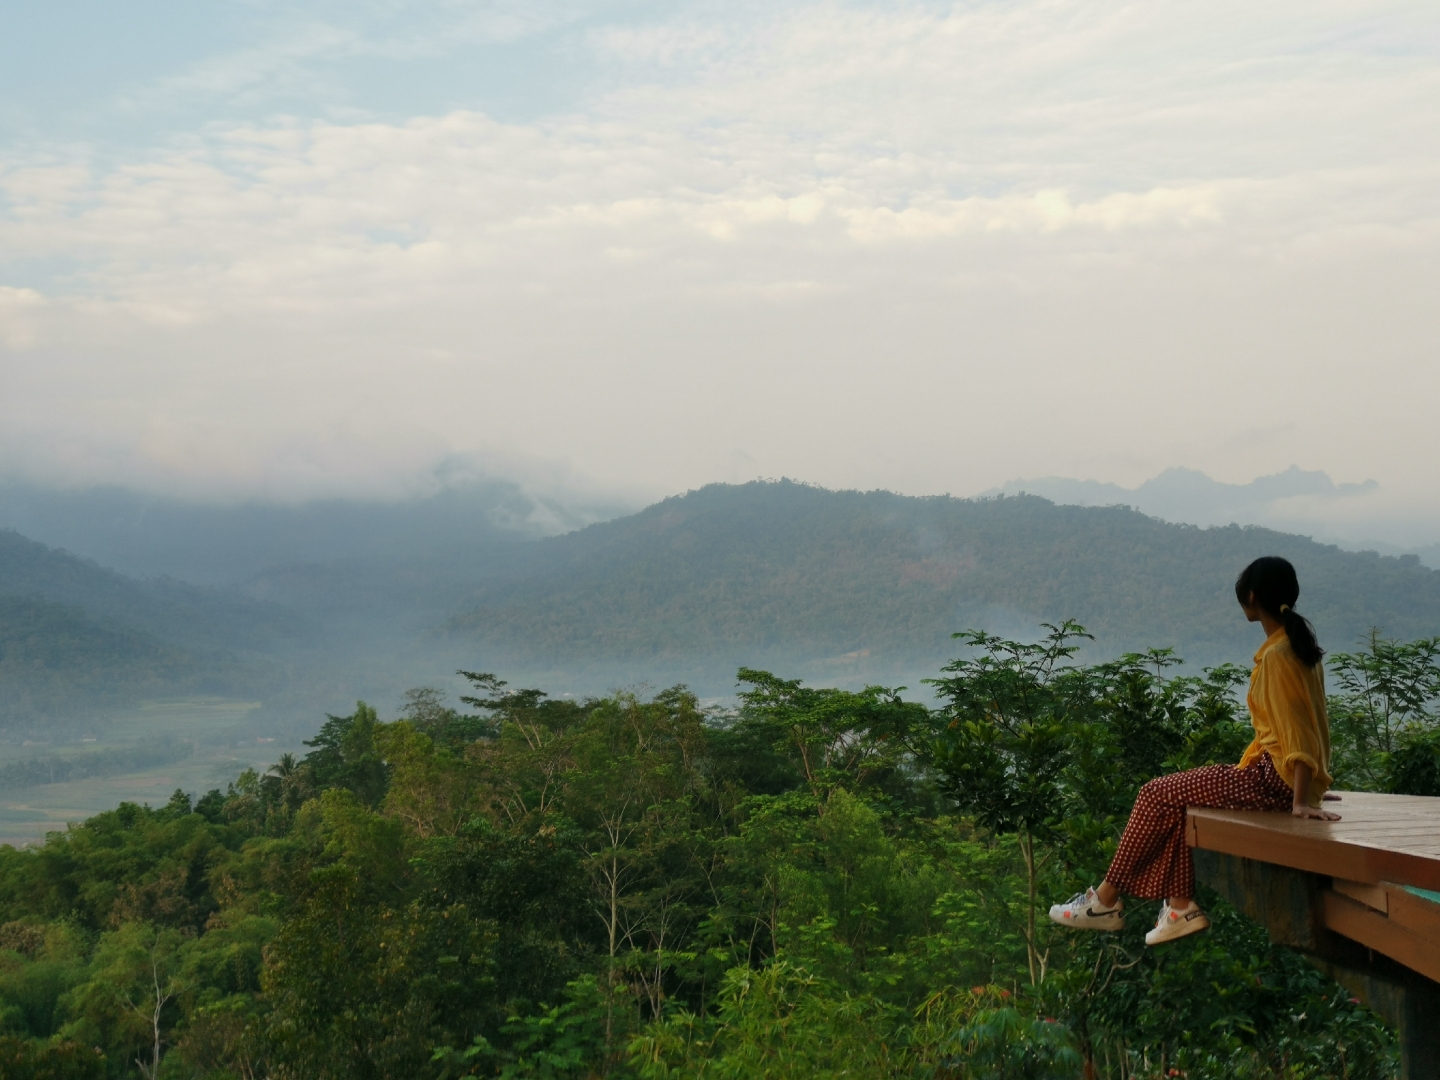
[
  {"x1": 908, "y1": 987, "x2": 1070, "y2": 1079},
  {"x1": 461, "y1": 673, "x2": 593, "y2": 825},
  {"x1": 303, "y1": 701, "x2": 389, "y2": 808},
  {"x1": 566, "y1": 690, "x2": 709, "y2": 1024},
  {"x1": 403, "y1": 686, "x2": 496, "y2": 750},
  {"x1": 0, "y1": 651, "x2": 1405, "y2": 1080},
  {"x1": 734, "y1": 670, "x2": 929, "y2": 805},
  {"x1": 631, "y1": 962, "x2": 901, "y2": 1079},
  {"x1": 1329, "y1": 630, "x2": 1440, "y2": 791},
  {"x1": 925, "y1": 622, "x2": 1096, "y2": 985},
  {"x1": 0, "y1": 1034, "x2": 108, "y2": 1079},
  {"x1": 261, "y1": 791, "x2": 498, "y2": 1080},
  {"x1": 57, "y1": 924, "x2": 188, "y2": 1079},
  {"x1": 378, "y1": 722, "x2": 482, "y2": 838},
  {"x1": 435, "y1": 975, "x2": 621, "y2": 1080}
]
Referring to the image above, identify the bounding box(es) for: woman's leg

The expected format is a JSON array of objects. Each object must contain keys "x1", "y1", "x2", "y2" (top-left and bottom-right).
[{"x1": 1104, "y1": 758, "x2": 1291, "y2": 903}]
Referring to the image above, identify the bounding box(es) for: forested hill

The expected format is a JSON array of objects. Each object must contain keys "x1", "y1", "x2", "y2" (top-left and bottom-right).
[
  {"x1": 447, "y1": 480, "x2": 1440, "y2": 684},
  {"x1": 0, "y1": 529, "x2": 300, "y2": 654},
  {"x1": 0, "y1": 530, "x2": 296, "y2": 725},
  {"x1": 0, "y1": 596, "x2": 219, "y2": 722},
  {"x1": 7, "y1": 481, "x2": 1440, "y2": 720}
]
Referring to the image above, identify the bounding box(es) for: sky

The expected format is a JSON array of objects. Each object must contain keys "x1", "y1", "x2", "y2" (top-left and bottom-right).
[{"x1": 1, "y1": 0, "x2": 1438, "y2": 542}]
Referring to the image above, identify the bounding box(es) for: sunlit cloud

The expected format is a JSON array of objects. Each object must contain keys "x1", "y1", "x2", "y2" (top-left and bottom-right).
[{"x1": 0, "y1": 0, "x2": 1436, "y2": 526}]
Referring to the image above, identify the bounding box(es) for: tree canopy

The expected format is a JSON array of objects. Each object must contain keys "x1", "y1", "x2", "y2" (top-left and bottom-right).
[{"x1": 3, "y1": 626, "x2": 1437, "y2": 1079}]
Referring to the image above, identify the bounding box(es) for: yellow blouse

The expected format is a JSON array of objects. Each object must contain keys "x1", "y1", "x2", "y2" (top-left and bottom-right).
[{"x1": 1238, "y1": 626, "x2": 1332, "y2": 807}]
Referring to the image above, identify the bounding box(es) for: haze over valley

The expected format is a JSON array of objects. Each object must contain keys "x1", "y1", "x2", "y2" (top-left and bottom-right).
[{"x1": 5, "y1": 469, "x2": 1440, "y2": 847}]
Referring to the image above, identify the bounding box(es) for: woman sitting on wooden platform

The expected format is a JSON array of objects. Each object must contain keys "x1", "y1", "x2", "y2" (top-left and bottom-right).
[{"x1": 1048, "y1": 555, "x2": 1341, "y2": 946}]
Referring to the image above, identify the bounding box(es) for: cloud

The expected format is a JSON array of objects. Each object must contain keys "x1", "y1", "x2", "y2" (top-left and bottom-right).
[
  {"x1": 114, "y1": 1, "x2": 587, "y2": 114},
  {"x1": 0, "y1": 0, "x2": 1437, "y2": 515},
  {"x1": 0, "y1": 287, "x2": 47, "y2": 349}
]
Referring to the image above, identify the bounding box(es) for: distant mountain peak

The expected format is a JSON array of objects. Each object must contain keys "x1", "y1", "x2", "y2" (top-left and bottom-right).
[{"x1": 986, "y1": 466, "x2": 1378, "y2": 531}]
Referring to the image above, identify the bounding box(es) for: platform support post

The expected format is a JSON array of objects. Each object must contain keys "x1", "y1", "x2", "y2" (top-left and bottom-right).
[
  {"x1": 1399, "y1": 979, "x2": 1440, "y2": 1080},
  {"x1": 1194, "y1": 848, "x2": 1440, "y2": 1080}
]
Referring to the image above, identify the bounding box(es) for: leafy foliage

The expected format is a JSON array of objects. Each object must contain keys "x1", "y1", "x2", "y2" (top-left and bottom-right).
[
  {"x1": 1328, "y1": 630, "x2": 1440, "y2": 793},
  {"x1": 0, "y1": 637, "x2": 1408, "y2": 1079}
]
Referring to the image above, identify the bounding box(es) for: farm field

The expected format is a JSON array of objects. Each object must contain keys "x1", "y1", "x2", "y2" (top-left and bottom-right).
[{"x1": 0, "y1": 699, "x2": 300, "y2": 848}]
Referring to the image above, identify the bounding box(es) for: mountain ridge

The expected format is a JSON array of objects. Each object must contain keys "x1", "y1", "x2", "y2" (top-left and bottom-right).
[
  {"x1": 984, "y1": 466, "x2": 1440, "y2": 566},
  {"x1": 0, "y1": 528, "x2": 302, "y2": 655},
  {"x1": 6, "y1": 479, "x2": 1440, "y2": 721},
  {"x1": 443, "y1": 481, "x2": 1440, "y2": 692}
]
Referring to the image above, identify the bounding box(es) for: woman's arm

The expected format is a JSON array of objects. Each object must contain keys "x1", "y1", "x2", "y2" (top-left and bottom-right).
[{"x1": 1291, "y1": 760, "x2": 1341, "y2": 821}]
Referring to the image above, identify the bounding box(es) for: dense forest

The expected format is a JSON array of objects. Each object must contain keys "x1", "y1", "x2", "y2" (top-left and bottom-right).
[{"x1": 3, "y1": 624, "x2": 1438, "y2": 1079}]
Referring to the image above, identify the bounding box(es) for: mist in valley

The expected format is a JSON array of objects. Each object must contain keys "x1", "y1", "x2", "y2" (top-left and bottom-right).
[{"x1": 5, "y1": 468, "x2": 1440, "y2": 849}]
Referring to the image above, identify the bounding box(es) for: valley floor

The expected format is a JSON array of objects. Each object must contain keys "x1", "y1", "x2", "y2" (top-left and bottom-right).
[{"x1": 0, "y1": 699, "x2": 301, "y2": 848}]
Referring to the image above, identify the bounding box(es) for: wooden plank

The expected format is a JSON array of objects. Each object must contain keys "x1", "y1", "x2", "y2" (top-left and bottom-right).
[
  {"x1": 1188, "y1": 810, "x2": 1440, "y2": 891},
  {"x1": 1316, "y1": 800, "x2": 1434, "y2": 815},
  {"x1": 1319, "y1": 829, "x2": 1440, "y2": 846},
  {"x1": 1189, "y1": 813, "x2": 1372, "y2": 882},
  {"x1": 1322, "y1": 891, "x2": 1440, "y2": 984},
  {"x1": 1316, "y1": 832, "x2": 1440, "y2": 849},
  {"x1": 1335, "y1": 879, "x2": 1388, "y2": 913},
  {"x1": 1325, "y1": 819, "x2": 1440, "y2": 832},
  {"x1": 1386, "y1": 885, "x2": 1440, "y2": 942},
  {"x1": 1324, "y1": 820, "x2": 1440, "y2": 832},
  {"x1": 1320, "y1": 792, "x2": 1440, "y2": 819},
  {"x1": 1334, "y1": 791, "x2": 1440, "y2": 809}
]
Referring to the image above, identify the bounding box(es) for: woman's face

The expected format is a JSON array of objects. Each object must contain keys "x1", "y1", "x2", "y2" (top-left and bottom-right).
[{"x1": 1239, "y1": 591, "x2": 1264, "y2": 623}]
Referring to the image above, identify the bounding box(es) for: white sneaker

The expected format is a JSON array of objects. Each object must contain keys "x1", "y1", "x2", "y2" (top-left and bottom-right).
[
  {"x1": 1145, "y1": 901, "x2": 1209, "y2": 946},
  {"x1": 1048, "y1": 888, "x2": 1125, "y2": 931}
]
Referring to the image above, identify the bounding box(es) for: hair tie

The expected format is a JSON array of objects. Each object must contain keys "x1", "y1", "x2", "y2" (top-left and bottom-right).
[{"x1": 1280, "y1": 604, "x2": 1291, "y2": 614}]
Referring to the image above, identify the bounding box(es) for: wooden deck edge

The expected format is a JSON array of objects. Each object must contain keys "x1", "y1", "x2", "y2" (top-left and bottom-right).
[
  {"x1": 1386, "y1": 884, "x2": 1440, "y2": 941},
  {"x1": 1334, "y1": 878, "x2": 1388, "y2": 913},
  {"x1": 1323, "y1": 891, "x2": 1440, "y2": 985},
  {"x1": 1187, "y1": 812, "x2": 1440, "y2": 892}
]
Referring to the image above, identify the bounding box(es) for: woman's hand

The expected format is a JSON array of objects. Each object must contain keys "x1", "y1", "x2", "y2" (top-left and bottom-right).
[
  {"x1": 1296, "y1": 766, "x2": 1336, "y2": 823},
  {"x1": 1290, "y1": 761, "x2": 1340, "y2": 819}
]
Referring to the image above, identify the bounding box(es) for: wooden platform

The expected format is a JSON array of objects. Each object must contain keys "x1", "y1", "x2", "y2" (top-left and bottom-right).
[
  {"x1": 1188, "y1": 790, "x2": 1440, "y2": 892},
  {"x1": 1188, "y1": 791, "x2": 1440, "y2": 983}
]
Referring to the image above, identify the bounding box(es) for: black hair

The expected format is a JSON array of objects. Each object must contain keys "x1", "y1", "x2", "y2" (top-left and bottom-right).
[{"x1": 1234, "y1": 556, "x2": 1323, "y2": 667}]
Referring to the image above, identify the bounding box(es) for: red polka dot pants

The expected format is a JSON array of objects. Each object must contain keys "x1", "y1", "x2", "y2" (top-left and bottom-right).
[{"x1": 1106, "y1": 753, "x2": 1293, "y2": 900}]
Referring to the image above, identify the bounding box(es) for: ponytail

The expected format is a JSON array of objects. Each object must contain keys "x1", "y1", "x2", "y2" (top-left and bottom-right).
[{"x1": 1235, "y1": 556, "x2": 1323, "y2": 667}]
